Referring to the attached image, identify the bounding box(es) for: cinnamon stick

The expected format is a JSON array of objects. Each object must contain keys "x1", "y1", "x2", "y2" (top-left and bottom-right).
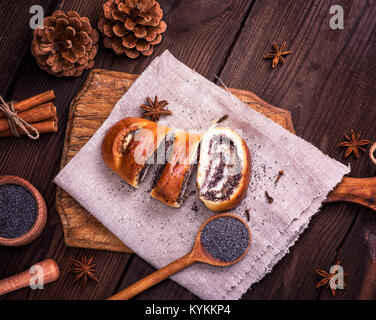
[
  {"x1": 0, "y1": 120, "x2": 58, "y2": 137},
  {"x1": 0, "y1": 102, "x2": 56, "y2": 133},
  {"x1": 0, "y1": 90, "x2": 55, "y2": 119}
]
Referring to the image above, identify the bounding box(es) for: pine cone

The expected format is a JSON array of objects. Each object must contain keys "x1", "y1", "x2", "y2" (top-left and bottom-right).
[
  {"x1": 31, "y1": 10, "x2": 99, "y2": 77},
  {"x1": 98, "y1": 0, "x2": 167, "y2": 58}
]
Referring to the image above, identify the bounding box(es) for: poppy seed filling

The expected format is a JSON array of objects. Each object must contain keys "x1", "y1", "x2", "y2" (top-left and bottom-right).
[{"x1": 200, "y1": 135, "x2": 242, "y2": 201}]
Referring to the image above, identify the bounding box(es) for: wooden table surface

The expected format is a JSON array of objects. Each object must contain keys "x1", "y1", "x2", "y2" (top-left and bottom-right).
[{"x1": 0, "y1": 0, "x2": 375, "y2": 300}]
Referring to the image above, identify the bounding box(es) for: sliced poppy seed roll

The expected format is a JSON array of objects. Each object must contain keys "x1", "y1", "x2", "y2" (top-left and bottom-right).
[
  {"x1": 102, "y1": 117, "x2": 170, "y2": 188},
  {"x1": 197, "y1": 126, "x2": 251, "y2": 212},
  {"x1": 151, "y1": 130, "x2": 202, "y2": 208}
]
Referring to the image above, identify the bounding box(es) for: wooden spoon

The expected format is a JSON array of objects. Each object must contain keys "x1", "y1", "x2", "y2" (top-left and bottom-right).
[
  {"x1": 0, "y1": 259, "x2": 59, "y2": 296},
  {"x1": 325, "y1": 176, "x2": 376, "y2": 211},
  {"x1": 107, "y1": 213, "x2": 251, "y2": 300}
]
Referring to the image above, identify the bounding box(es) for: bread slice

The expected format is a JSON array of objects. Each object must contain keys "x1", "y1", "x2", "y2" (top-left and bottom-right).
[
  {"x1": 151, "y1": 130, "x2": 202, "y2": 207},
  {"x1": 102, "y1": 117, "x2": 170, "y2": 188},
  {"x1": 197, "y1": 126, "x2": 251, "y2": 211}
]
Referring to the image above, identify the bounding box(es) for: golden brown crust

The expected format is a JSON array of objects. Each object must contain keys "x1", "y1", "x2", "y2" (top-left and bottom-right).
[
  {"x1": 102, "y1": 117, "x2": 169, "y2": 188},
  {"x1": 103, "y1": 118, "x2": 250, "y2": 211},
  {"x1": 151, "y1": 131, "x2": 202, "y2": 207},
  {"x1": 197, "y1": 130, "x2": 251, "y2": 212}
]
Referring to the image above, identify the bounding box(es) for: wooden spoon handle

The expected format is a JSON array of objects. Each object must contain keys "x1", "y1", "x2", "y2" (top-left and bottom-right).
[
  {"x1": 0, "y1": 259, "x2": 59, "y2": 296},
  {"x1": 108, "y1": 253, "x2": 196, "y2": 300},
  {"x1": 325, "y1": 177, "x2": 376, "y2": 211}
]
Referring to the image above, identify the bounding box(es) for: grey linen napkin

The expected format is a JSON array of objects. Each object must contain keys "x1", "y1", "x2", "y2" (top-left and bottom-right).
[{"x1": 54, "y1": 50, "x2": 350, "y2": 299}]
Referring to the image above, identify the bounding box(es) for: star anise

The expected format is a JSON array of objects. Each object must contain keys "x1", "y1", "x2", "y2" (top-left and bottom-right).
[
  {"x1": 140, "y1": 96, "x2": 172, "y2": 121},
  {"x1": 70, "y1": 254, "x2": 99, "y2": 286},
  {"x1": 316, "y1": 261, "x2": 347, "y2": 296},
  {"x1": 338, "y1": 129, "x2": 370, "y2": 158},
  {"x1": 263, "y1": 41, "x2": 292, "y2": 68}
]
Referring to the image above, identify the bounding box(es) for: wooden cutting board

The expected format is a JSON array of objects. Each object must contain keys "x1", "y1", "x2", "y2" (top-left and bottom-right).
[{"x1": 55, "y1": 68, "x2": 296, "y2": 253}]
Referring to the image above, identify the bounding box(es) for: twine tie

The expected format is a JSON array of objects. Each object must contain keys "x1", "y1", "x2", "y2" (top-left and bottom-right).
[{"x1": 0, "y1": 95, "x2": 39, "y2": 140}]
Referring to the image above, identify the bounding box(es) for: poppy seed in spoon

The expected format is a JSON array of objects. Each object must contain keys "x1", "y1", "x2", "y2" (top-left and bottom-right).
[{"x1": 201, "y1": 217, "x2": 249, "y2": 262}]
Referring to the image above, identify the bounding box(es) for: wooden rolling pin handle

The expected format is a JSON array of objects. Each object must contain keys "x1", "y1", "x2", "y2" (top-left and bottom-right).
[
  {"x1": 325, "y1": 177, "x2": 376, "y2": 211},
  {"x1": 0, "y1": 259, "x2": 59, "y2": 296},
  {"x1": 108, "y1": 252, "x2": 196, "y2": 300}
]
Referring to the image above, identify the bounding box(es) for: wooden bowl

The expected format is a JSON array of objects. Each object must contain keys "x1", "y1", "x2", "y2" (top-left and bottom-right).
[{"x1": 0, "y1": 176, "x2": 47, "y2": 246}]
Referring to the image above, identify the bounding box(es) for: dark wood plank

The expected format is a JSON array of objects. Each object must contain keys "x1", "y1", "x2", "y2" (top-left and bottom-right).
[
  {"x1": 216, "y1": 0, "x2": 376, "y2": 299},
  {"x1": 93, "y1": 0, "x2": 255, "y2": 79},
  {"x1": 0, "y1": 0, "x2": 255, "y2": 300},
  {"x1": 320, "y1": 205, "x2": 376, "y2": 299}
]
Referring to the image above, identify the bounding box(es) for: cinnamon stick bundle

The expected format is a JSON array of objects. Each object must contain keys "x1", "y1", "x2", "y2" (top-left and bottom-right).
[
  {"x1": 0, "y1": 102, "x2": 56, "y2": 133},
  {"x1": 0, "y1": 90, "x2": 55, "y2": 119},
  {"x1": 0, "y1": 90, "x2": 58, "y2": 138}
]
